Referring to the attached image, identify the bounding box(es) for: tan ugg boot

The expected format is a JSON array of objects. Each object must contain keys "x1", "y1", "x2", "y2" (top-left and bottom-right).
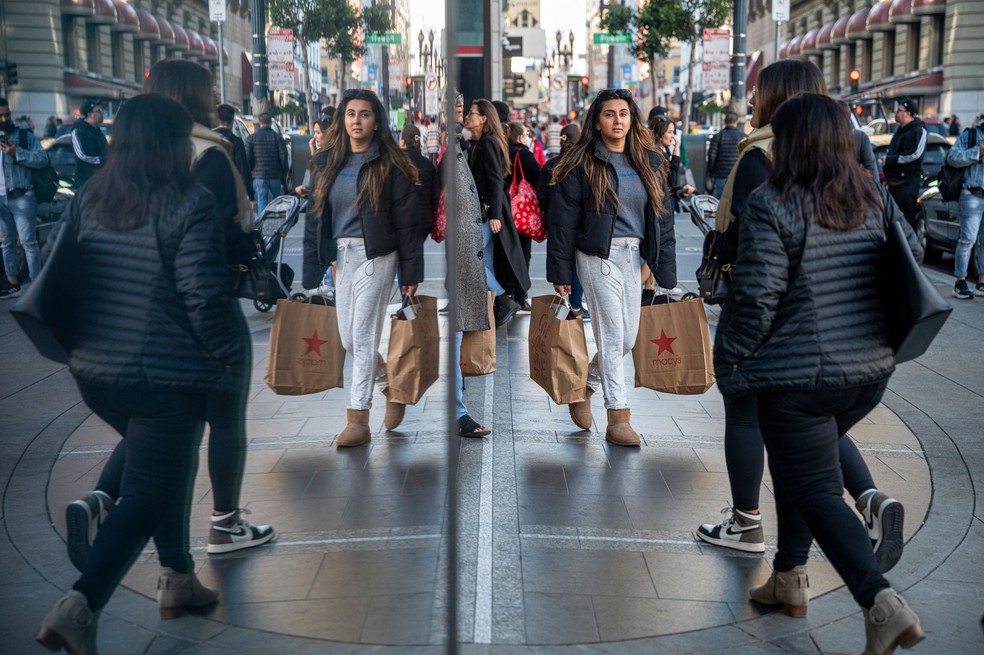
[
  {"x1": 337, "y1": 409, "x2": 371, "y2": 447},
  {"x1": 862, "y1": 588, "x2": 925, "y2": 655},
  {"x1": 36, "y1": 590, "x2": 99, "y2": 655},
  {"x1": 749, "y1": 565, "x2": 810, "y2": 618},
  {"x1": 568, "y1": 388, "x2": 594, "y2": 430},
  {"x1": 384, "y1": 400, "x2": 406, "y2": 431},
  {"x1": 157, "y1": 568, "x2": 219, "y2": 619},
  {"x1": 605, "y1": 408, "x2": 640, "y2": 446}
]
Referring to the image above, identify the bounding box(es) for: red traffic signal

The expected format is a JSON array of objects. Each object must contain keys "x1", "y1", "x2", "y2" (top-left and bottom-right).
[
  {"x1": 849, "y1": 69, "x2": 861, "y2": 82},
  {"x1": 580, "y1": 76, "x2": 589, "y2": 87}
]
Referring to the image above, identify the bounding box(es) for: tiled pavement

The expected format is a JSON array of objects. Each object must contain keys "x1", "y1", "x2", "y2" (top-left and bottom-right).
[{"x1": 2, "y1": 214, "x2": 983, "y2": 654}]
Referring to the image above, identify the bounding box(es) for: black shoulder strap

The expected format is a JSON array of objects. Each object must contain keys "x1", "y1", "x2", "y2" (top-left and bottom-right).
[
  {"x1": 968, "y1": 127, "x2": 977, "y2": 148},
  {"x1": 19, "y1": 128, "x2": 28, "y2": 150}
]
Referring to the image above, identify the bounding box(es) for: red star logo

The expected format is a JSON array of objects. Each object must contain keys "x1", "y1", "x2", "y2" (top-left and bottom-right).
[
  {"x1": 302, "y1": 331, "x2": 329, "y2": 356},
  {"x1": 650, "y1": 329, "x2": 677, "y2": 356}
]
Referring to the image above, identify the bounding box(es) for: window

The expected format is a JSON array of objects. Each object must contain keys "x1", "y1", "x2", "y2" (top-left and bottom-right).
[
  {"x1": 906, "y1": 24, "x2": 920, "y2": 71},
  {"x1": 883, "y1": 30, "x2": 895, "y2": 78},
  {"x1": 112, "y1": 31, "x2": 125, "y2": 79},
  {"x1": 86, "y1": 23, "x2": 101, "y2": 73},
  {"x1": 62, "y1": 17, "x2": 78, "y2": 69}
]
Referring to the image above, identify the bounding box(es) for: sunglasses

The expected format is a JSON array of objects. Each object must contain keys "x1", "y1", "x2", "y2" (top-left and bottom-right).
[
  {"x1": 597, "y1": 88, "x2": 633, "y2": 102},
  {"x1": 652, "y1": 114, "x2": 668, "y2": 122}
]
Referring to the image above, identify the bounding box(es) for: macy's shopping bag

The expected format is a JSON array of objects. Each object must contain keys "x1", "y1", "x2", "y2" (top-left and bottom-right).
[
  {"x1": 528, "y1": 295, "x2": 588, "y2": 404},
  {"x1": 632, "y1": 297, "x2": 715, "y2": 394},
  {"x1": 460, "y1": 291, "x2": 496, "y2": 376},
  {"x1": 384, "y1": 295, "x2": 440, "y2": 405},
  {"x1": 264, "y1": 298, "x2": 345, "y2": 395}
]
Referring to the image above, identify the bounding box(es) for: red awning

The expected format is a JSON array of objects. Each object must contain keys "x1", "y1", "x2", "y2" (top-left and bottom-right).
[
  {"x1": 801, "y1": 28, "x2": 820, "y2": 55},
  {"x1": 913, "y1": 0, "x2": 945, "y2": 14},
  {"x1": 64, "y1": 72, "x2": 141, "y2": 98},
  {"x1": 134, "y1": 9, "x2": 159, "y2": 40},
  {"x1": 61, "y1": 0, "x2": 95, "y2": 17},
  {"x1": 778, "y1": 39, "x2": 790, "y2": 59},
  {"x1": 170, "y1": 23, "x2": 190, "y2": 51},
  {"x1": 241, "y1": 52, "x2": 253, "y2": 96},
  {"x1": 817, "y1": 22, "x2": 835, "y2": 50},
  {"x1": 867, "y1": 1, "x2": 894, "y2": 32},
  {"x1": 155, "y1": 17, "x2": 175, "y2": 45},
  {"x1": 787, "y1": 34, "x2": 804, "y2": 57},
  {"x1": 186, "y1": 29, "x2": 205, "y2": 57},
  {"x1": 87, "y1": 0, "x2": 116, "y2": 24},
  {"x1": 846, "y1": 9, "x2": 871, "y2": 40},
  {"x1": 851, "y1": 71, "x2": 943, "y2": 100},
  {"x1": 202, "y1": 36, "x2": 219, "y2": 62},
  {"x1": 890, "y1": 0, "x2": 919, "y2": 23},
  {"x1": 111, "y1": 1, "x2": 138, "y2": 33},
  {"x1": 745, "y1": 51, "x2": 764, "y2": 99},
  {"x1": 831, "y1": 15, "x2": 851, "y2": 46}
]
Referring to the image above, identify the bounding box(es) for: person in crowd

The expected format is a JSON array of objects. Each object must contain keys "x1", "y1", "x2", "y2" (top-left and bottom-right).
[
  {"x1": 545, "y1": 115, "x2": 563, "y2": 158},
  {"x1": 949, "y1": 113, "x2": 961, "y2": 137},
  {"x1": 65, "y1": 60, "x2": 271, "y2": 575},
  {"x1": 527, "y1": 121, "x2": 548, "y2": 166},
  {"x1": 945, "y1": 112, "x2": 984, "y2": 299},
  {"x1": 504, "y1": 120, "x2": 542, "y2": 312},
  {"x1": 44, "y1": 115, "x2": 58, "y2": 139},
  {"x1": 639, "y1": 109, "x2": 693, "y2": 304},
  {"x1": 214, "y1": 103, "x2": 254, "y2": 203},
  {"x1": 697, "y1": 60, "x2": 904, "y2": 577},
  {"x1": 296, "y1": 117, "x2": 330, "y2": 198},
  {"x1": 71, "y1": 101, "x2": 108, "y2": 189},
  {"x1": 0, "y1": 95, "x2": 49, "y2": 299},
  {"x1": 883, "y1": 97, "x2": 927, "y2": 230},
  {"x1": 714, "y1": 93, "x2": 924, "y2": 653},
  {"x1": 538, "y1": 121, "x2": 586, "y2": 318},
  {"x1": 706, "y1": 111, "x2": 742, "y2": 199},
  {"x1": 400, "y1": 122, "x2": 439, "y2": 245},
  {"x1": 35, "y1": 94, "x2": 243, "y2": 654},
  {"x1": 492, "y1": 100, "x2": 511, "y2": 128},
  {"x1": 246, "y1": 112, "x2": 289, "y2": 215},
  {"x1": 838, "y1": 100, "x2": 878, "y2": 177},
  {"x1": 298, "y1": 117, "x2": 335, "y2": 296},
  {"x1": 307, "y1": 89, "x2": 422, "y2": 445},
  {"x1": 464, "y1": 99, "x2": 530, "y2": 328},
  {"x1": 546, "y1": 88, "x2": 674, "y2": 446},
  {"x1": 425, "y1": 116, "x2": 441, "y2": 164}
]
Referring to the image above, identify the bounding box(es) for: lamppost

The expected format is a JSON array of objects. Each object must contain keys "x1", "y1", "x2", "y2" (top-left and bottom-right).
[
  {"x1": 569, "y1": 30, "x2": 575, "y2": 71},
  {"x1": 428, "y1": 29, "x2": 434, "y2": 70},
  {"x1": 544, "y1": 57, "x2": 554, "y2": 83},
  {"x1": 555, "y1": 30, "x2": 562, "y2": 60},
  {"x1": 417, "y1": 29, "x2": 425, "y2": 74}
]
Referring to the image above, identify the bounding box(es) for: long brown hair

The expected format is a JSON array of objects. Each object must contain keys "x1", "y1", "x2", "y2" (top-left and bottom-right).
[
  {"x1": 769, "y1": 94, "x2": 880, "y2": 231},
  {"x1": 469, "y1": 99, "x2": 511, "y2": 175},
  {"x1": 552, "y1": 90, "x2": 664, "y2": 212},
  {"x1": 312, "y1": 90, "x2": 418, "y2": 216},
  {"x1": 754, "y1": 59, "x2": 828, "y2": 127},
  {"x1": 143, "y1": 59, "x2": 214, "y2": 127}
]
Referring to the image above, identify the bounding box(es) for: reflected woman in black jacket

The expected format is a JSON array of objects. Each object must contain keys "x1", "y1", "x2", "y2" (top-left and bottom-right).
[
  {"x1": 37, "y1": 95, "x2": 240, "y2": 653},
  {"x1": 504, "y1": 120, "x2": 542, "y2": 310}
]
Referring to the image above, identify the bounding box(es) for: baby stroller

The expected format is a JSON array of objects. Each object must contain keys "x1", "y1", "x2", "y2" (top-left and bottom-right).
[
  {"x1": 680, "y1": 194, "x2": 729, "y2": 305},
  {"x1": 238, "y1": 195, "x2": 304, "y2": 312},
  {"x1": 680, "y1": 193, "x2": 718, "y2": 236}
]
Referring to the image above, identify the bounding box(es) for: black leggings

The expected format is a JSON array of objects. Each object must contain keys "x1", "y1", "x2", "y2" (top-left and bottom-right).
[{"x1": 722, "y1": 392, "x2": 875, "y2": 512}]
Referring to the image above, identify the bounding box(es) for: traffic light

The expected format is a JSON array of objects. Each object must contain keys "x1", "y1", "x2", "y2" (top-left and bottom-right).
[
  {"x1": 405, "y1": 76, "x2": 412, "y2": 102},
  {"x1": 5, "y1": 61, "x2": 18, "y2": 87},
  {"x1": 580, "y1": 76, "x2": 590, "y2": 101},
  {"x1": 849, "y1": 69, "x2": 860, "y2": 94}
]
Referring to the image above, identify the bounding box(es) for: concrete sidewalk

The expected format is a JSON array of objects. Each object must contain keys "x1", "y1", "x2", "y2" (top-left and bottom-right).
[{"x1": 1, "y1": 213, "x2": 982, "y2": 654}]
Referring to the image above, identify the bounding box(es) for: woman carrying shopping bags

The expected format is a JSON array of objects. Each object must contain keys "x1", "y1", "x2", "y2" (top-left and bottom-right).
[
  {"x1": 546, "y1": 89, "x2": 675, "y2": 446},
  {"x1": 309, "y1": 90, "x2": 422, "y2": 446}
]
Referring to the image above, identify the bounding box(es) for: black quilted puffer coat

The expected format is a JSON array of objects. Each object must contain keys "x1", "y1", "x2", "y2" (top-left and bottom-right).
[
  {"x1": 714, "y1": 183, "x2": 922, "y2": 394},
  {"x1": 66, "y1": 185, "x2": 244, "y2": 392}
]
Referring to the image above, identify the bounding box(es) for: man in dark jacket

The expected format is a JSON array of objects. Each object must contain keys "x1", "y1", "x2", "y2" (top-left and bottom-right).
[
  {"x1": 214, "y1": 104, "x2": 254, "y2": 203},
  {"x1": 883, "y1": 97, "x2": 927, "y2": 229},
  {"x1": 71, "y1": 100, "x2": 108, "y2": 188},
  {"x1": 706, "y1": 111, "x2": 742, "y2": 198},
  {"x1": 245, "y1": 112, "x2": 288, "y2": 215}
]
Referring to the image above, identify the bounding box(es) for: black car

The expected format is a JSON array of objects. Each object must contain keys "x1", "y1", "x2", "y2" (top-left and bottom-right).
[
  {"x1": 870, "y1": 132, "x2": 951, "y2": 187},
  {"x1": 915, "y1": 183, "x2": 979, "y2": 275}
]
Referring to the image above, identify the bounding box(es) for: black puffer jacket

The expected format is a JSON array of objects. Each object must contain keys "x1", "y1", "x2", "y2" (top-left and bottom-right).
[
  {"x1": 546, "y1": 146, "x2": 675, "y2": 288},
  {"x1": 246, "y1": 126, "x2": 289, "y2": 180},
  {"x1": 714, "y1": 184, "x2": 922, "y2": 394},
  {"x1": 68, "y1": 185, "x2": 244, "y2": 392}
]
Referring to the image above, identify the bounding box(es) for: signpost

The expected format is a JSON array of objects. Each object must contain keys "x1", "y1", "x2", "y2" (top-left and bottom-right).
[
  {"x1": 593, "y1": 32, "x2": 632, "y2": 45},
  {"x1": 365, "y1": 32, "x2": 402, "y2": 45},
  {"x1": 772, "y1": 0, "x2": 789, "y2": 61},
  {"x1": 208, "y1": 0, "x2": 226, "y2": 102},
  {"x1": 424, "y1": 73, "x2": 439, "y2": 117}
]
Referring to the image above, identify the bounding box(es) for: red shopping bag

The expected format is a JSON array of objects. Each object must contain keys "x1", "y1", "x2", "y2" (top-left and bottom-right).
[{"x1": 510, "y1": 152, "x2": 547, "y2": 242}]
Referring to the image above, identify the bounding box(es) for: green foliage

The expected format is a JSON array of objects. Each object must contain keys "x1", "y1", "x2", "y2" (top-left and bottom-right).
[
  {"x1": 268, "y1": 0, "x2": 363, "y2": 62},
  {"x1": 633, "y1": 1, "x2": 687, "y2": 64},
  {"x1": 361, "y1": 4, "x2": 393, "y2": 34},
  {"x1": 700, "y1": 98, "x2": 725, "y2": 116},
  {"x1": 279, "y1": 99, "x2": 305, "y2": 118},
  {"x1": 599, "y1": 5, "x2": 634, "y2": 35}
]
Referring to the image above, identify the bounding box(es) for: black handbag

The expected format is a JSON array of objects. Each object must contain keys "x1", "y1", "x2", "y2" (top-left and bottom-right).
[
  {"x1": 696, "y1": 230, "x2": 731, "y2": 305},
  {"x1": 10, "y1": 216, "x2": 81, "y2": 364},
  {"x1": 877, "y1": 196, "x2": 953, "y2": 363}
]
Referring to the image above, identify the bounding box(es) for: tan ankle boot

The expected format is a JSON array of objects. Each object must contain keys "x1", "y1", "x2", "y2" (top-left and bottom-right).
[
  {"x1": 749, "y1": 565, "x2": 810, "y2": 617},
  {"x1": 568, "y1": 388, "x2": 594, "y2": 430},
  {"x1": 36, "y1": 590, "x2": 99, "y2": 655},
  {"x1": 337, "y1": 409, "x2": 371, "y2": 447},
  {"x1": 384, "y1": 400, "x2": 406, "y2": 431},
  {"x1": 862, "y1": 588, "x2": 924, "y2": 655},
  {"x1": 605, "y1": 408, "x2": 640, "y2": 446},
  {"x1": 157, "y1": 568, "x2": 219, "y2": 619}
]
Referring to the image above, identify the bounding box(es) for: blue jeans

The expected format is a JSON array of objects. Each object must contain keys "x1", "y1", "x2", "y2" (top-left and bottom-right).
[
  {"x1": 954, "y1": 188, "x2": 984, "y2": 278},
  {"x1": 713, "y1": 177, "x2": 727, "y2": 200},
  {"x1": 0, "y1": 190, "x2": 40, "y2": 279},
  {"x1": 254, "y1": 178, "x2": 283, "y2": 216},
  {"x1": 570, "y1": 265, "x2": 584, "y2": 310},
  {"x1": 453, "y1": 331, "x2": 467, "y2": 420},
  {"x1": 482, "y1": 221, "x2": 505, "y2": 296}
]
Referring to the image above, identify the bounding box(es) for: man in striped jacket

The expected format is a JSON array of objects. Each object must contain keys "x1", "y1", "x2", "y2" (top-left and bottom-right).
[{"x1": 71, "y1": 100, "x2": 107, "y2": 189}]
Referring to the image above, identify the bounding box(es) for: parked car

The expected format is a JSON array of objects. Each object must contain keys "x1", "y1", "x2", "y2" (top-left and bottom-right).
[
  {"x1": 915, "y1": 182, "x2": 979, "y2": 275},
  {"x1": 870, "y1": 132, "x2": 951, "y2": 187}
]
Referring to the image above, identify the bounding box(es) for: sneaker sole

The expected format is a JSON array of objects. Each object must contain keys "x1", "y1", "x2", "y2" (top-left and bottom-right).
[
  {"x1": 207, "y1": 530, "x2": 276, "y2": 554},
  {"x1": 696, "y1": 529, "x2": 766, "y2": 553},
  {"x1": 65, "y1": 501, "x2": 95, "y2": 573},
  {"x1": 873, "y1": 501, "x2": 905, "y2": 573}
]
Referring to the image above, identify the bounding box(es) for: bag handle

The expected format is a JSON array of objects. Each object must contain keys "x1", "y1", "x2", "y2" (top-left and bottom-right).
[{"x1": 512, "y1": 150, "x2": 526, "y2": 188}]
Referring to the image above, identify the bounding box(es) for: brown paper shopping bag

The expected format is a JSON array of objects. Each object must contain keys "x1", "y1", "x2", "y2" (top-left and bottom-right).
[
  {"x1": 384, "y1": 295, "x2": 440, "y2": 405},
  {"x1": 528, "y1": 295, "x2": 588, "y2": 404},
  {"x1": 264, "y1": 298, "x2": 345, "y2": 395},
  {"x1": 632, "y1": 297, "x2": 715, "y2": 394},
  {"x1": 460, "y1": 291, "x2": 496, "y2": 377}
]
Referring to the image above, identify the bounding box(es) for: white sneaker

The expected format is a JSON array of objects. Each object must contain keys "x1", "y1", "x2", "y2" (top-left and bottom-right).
[
  {"x1": 207, "y1": 509, "x2": 275, "y2": 554},
  {"x1": 856, "y1": 490, "x2": 904, "y2": 573},
  {"x1": 696, "y1": 506, "x2": 765, "y2": 553}
]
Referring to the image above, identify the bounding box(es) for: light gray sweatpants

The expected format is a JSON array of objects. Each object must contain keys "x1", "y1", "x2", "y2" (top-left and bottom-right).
[
  {"x1": 576, "y1": 238, "x2": 641, "y2": 410},
  {"x1": 335, "y1": 238, "x2": 397, "y2": 410}
]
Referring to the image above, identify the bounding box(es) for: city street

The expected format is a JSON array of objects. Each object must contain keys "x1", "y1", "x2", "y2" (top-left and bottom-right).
[{"x1": 1, "y1": 212, "x2": 983, "y2": 653}]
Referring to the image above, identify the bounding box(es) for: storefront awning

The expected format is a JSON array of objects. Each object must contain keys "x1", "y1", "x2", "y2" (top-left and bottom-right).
[
  {"x1": 890, "y1": 0, "x2": 919, "y2": 24},
  {"x1": 801, "y1": 28, "x2": 821, "y2": 55},
  {"x1": 849, "y1": 71, "x2": 943, "y2": 101},
  {"x1": 61, "y1": 0, "x2": 95, "y2": 17},
  {"x1": 846, "y1": 9, "x2": 872, "y2": 40},
  {"x1": 913, "y1": 0, "x2": 945, "y2": 15},
  {"x1": 745, "y1": 51, "x2": 764, "y2": 99},
  {"x1": 111, "y1": 1, "x2": 139, "y2": 33},
  {"x1": 64, "y1": 72, "x2": 141, "y2": 99},
  {"x1": 817, "y1": 22, "x2": 835, "y2": 50},
  {"x1": 867, "y1": 1, "x2": 894, "y2": 32}
]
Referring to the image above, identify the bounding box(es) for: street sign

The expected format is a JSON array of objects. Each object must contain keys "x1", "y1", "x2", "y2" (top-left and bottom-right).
[
  {"x1": 268, "y1": 62, "x2": 295, "y2": 91},
  {"x1": 267, "y1": 28, "x2": 295, "y2": 91},
  {"x1": 702, "y1": 28, "x2": 731, "y2": 91},
  {"x1": 424, "y1": 73, "x2": 439, "y2": 117},
  {"x1": 593, "y1": 32, "x2": 632, "y2": 45},
  {"x1": 550, "y1": 74, "x2": 567, "y2": 117},
  {"x1": 365, "y1": 32, "x2": 401, "y2": 45},
  {"x1": 208, "y1": 0, "x2": 225, "y2": 22},
  {"x1": 772, "y1": 0, "x2": 790, "y2": 22}
]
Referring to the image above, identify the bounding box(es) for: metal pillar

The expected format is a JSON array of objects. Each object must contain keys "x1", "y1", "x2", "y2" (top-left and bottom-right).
[
  {"x1": 250, "y1": 0, "x2": 268, "y2": 114},
  {"x1": 729, "y1": 0, "x2": 748, "y2": 115}
]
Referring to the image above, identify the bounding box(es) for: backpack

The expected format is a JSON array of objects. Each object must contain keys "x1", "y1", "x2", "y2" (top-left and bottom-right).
[
  {"x1": 19, "y1": 129, "x2": 59, "y2": 203},
  {"x1": 938, "y1": 128, "x2": 977, "y2": 202}
]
